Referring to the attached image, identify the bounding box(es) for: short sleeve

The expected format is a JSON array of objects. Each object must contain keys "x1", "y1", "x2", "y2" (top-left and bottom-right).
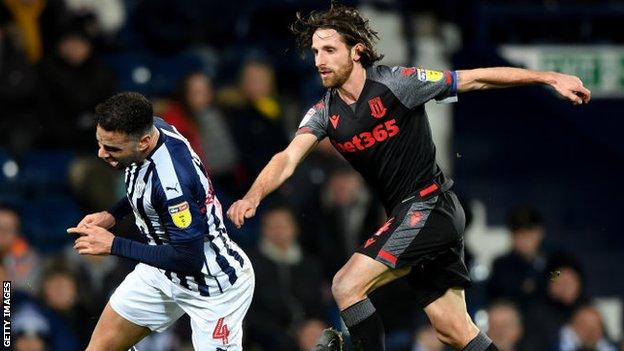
[
  {"x1": 370, "y1": 65, "x2": 458, "y2": 109},
  {"x1": 296, "y1": 99, "x2": 328, "y2": 140}
]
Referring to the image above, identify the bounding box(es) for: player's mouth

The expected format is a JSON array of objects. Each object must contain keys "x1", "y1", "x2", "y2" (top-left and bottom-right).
[
  {"x1": 319, "y1": 70, "x2": 333, "y2": 78},
  {"x1": 104, "y1": 157, "x2": 119, "y2": 168}
]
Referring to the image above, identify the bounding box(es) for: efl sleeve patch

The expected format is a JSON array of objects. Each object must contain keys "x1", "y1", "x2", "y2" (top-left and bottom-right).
[
  {"x1": 417, "y1": 69, "x2": 444, "y2": 82},
  {"x1": 168, "y1": 201, "x2": 192, "y2": 229}
]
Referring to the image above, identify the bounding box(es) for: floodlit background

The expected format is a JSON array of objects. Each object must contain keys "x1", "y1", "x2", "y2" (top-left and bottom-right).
[{"x1": 1, "y1": 0, "x2": 623, "y2": 350}]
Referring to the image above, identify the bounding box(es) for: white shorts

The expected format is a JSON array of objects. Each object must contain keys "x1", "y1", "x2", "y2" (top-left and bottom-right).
[{"x1": 109, "y1": 262, "x2": 255, "y2": 351}]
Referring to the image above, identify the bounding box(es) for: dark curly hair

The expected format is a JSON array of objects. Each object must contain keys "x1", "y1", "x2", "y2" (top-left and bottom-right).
[
  {"x1": 95, "y1": 92, "x2": 154, "y2": 137},
  {"x1": 290, "y1": 1, "x2": 384, "y2": 67}
]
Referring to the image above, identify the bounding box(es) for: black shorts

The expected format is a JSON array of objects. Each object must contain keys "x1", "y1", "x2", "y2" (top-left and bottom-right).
[{"x1": 358, "y1": 187, "x2": 471, "y2": 308}]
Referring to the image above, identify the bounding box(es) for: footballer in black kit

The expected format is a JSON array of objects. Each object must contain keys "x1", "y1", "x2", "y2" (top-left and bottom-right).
[
  {"x1": 227, "y1": 3, "x2": 590, "y2": 351},
  {"x1": 298, "y1": 65, "x2": 469, "y2": 307}
]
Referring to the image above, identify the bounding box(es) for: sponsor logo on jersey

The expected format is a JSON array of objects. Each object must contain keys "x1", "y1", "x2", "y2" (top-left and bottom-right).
[
  {"x1": 329, "y1": 114, "x2": 340, "y2": 129},
  {"x1": 332, "y1": 119, "x2": 400, "y2": 153},
  {"x1": 368, "y1": 96, "x2": 387, "y2": 119},
  {"x1": 168, "y1": 201, "x2": 192, "y2": 229}
]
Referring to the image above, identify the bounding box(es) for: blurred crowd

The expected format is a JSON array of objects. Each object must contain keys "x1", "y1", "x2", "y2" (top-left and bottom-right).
[{"x1": 1, "y1": 0, "x2": 622, "y2": 351}]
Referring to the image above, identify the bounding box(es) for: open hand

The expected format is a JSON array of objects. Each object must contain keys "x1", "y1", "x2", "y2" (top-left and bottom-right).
[{"x1": 67, "y1": 223, "x2": 115, "y2": 255}]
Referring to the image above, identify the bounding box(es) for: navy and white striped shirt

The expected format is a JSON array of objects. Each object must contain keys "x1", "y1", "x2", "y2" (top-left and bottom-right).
[{"x1": 109, "y1": 117, "x2": 247, "y2": 296}]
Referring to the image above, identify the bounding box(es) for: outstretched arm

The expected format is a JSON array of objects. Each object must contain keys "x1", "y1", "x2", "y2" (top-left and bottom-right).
[
  {"x1": 227, "y1": 133, "x2": 319, "y2": 228},
  {"x1": 457, "y1": 68, "x2": 591, "y2": 105}
]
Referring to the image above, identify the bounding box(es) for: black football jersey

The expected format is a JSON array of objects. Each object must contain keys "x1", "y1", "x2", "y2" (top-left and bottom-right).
[{"x1": 297, "y1": 65, "x2": 458, "y2": 213}]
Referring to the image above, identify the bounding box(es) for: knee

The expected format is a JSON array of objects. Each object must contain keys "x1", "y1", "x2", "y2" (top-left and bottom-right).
[
  {"x1": 331, "y1": 269, "x2": 365, "y2": 306},
  {"x1": 429, "y1": 311, "x2": 477, "y2": 348}
]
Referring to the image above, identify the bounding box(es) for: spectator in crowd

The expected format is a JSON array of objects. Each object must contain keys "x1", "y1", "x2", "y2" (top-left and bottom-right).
[
  {"x1": 487, "y1": 206, "x2": 549, "y2": 305},
  {"x1": 523, "y1": 254, "x2": 589, "y2": 351},
  {"x1": 0, "y1": 0, "x2": 69, "y2": 63},
  {"x1": 163, "y1": 71, "x2": 241, "y2": 194},
  {"x1": 554, "y1": 305, "x2": 617, "y2": 351},
  {"x1": 413, "y1": 325, "x2": 445, "y2": 351},
  {"x1": 220, "y1": 60, "x2": 289, "y2": 187},
  {"x1": 296, "y1": 319, "x2": 329, "y2": 351},
  {"x1": 39, "y1": 258, "x2": 93, "y2": 350},
  {"x1": 0, "y1": 27, "x2": 46, "y2": 153},
  {"x1": 13, "y1": 303, "x2": 50, "y2": 351},
  {"x1": 64, "y1": 0, "x2": 126, "y2": 42},
  {"x1": 38, "y1": 25, "x2": 116, "y2": 151},
  {"x1": 0, "y1": 203, "x2": 39, "y2": 292},
  {"x1": 61, "y1": 244, "x2": 134, "y2": 313},
  {"x1": 487, "y1": 300, "x2": 526, "y2": 351},
  {"x1": 246, "y1": 204, "x2": 327, "y2": 351},
  {"x1": 316, "y1": 167, "x2": 382, "y2": 278},
  {"x1": 161, "y1": 72, "x2": 206, "y2": 163}
]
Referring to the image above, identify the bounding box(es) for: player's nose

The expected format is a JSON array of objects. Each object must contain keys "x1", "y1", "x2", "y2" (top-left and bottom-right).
[
  {"x1": 315, "y1": 53, "x2": 326, "y2": 67},
  {"x1": 97, "y1": 146, "x2": 108, "y2": 159}
]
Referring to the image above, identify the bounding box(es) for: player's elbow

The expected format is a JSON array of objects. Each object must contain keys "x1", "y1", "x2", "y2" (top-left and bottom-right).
[
  {"x1": 174, "y1": 255, "x2": 203, "y2": 274},
  {"x1": 172, "y1": 241, "x2": 204, "y2": 274}
]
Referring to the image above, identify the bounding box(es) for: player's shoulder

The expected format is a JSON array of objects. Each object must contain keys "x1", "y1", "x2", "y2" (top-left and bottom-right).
[
  {"x1": 300, "y1": 92, "x2": 330, "y2": 124},
  {"x1": 368, "y1": 64, "x2": 421, "y2": 82},
  {"x1": 150, "y1": 133, "x2": 198, "y2": 198}
]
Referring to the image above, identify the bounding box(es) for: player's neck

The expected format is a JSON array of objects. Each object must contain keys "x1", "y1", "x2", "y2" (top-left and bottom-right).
[{"x1": 337, "y1": 64, "x2": 367, "y2": 104}]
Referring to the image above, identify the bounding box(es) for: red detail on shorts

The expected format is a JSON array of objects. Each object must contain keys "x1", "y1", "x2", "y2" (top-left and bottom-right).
[
  {"x1": 330, "y1": 114, "x2": 340, "y2": 129},
  {"x1": 410, "y1": 211, "x2": 423, "y2": 227},
  {"x1": 212, "y1": 317, "x2": 230, "y2": 345},
  {"x1": 401, "y1": 67, "x2": 417, "y2": 76},
  {"x1": 364, "y1": 237, "x2": 376, "y2": 248},
  {"x1": 297, "y1": 127, "x2": 312, "y2": 134},
  {"x1": 376, "y1": 217, "x2": 394, "y2": 235},
  {"x1": 419, "y1": 183, "x2": 439, "y2": 197},
  {"x1": 444, "y1": 71, "x2": 453, "y2": 85},
  {"x1": 377, "y1": 249, "x2": 397, "y2": 265},
  {"x1": 364, "y1": 218, "x2": 394, "y2": 248}
]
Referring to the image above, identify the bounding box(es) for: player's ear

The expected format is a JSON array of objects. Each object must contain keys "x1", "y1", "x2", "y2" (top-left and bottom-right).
[
  {"x1": 351, "y1": 43, "x2": 365, "y2": 62},
  {"x1": 137, "y1": 133, "x2": 151, "y2": 152}
]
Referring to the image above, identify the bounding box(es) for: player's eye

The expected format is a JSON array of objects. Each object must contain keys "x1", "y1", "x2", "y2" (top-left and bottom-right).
[{"x1": 104, "y1": 146, "x2": 122, "y2": 153}]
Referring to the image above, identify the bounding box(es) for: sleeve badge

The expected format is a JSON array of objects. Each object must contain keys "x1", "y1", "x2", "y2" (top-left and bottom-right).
[
  {"x1": 168, "y1": 201, "x2": 192, "y2": 229},
  {"x1": 417, "y1": 69, "x2": 444, "y2": 82}
]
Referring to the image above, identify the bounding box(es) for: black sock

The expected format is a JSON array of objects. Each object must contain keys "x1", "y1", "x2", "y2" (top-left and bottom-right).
[
  {"x1": 462, "y1": 331, "x2": 499, "y2": 351},
  {"x1": 340, "y1": 298, "x2": 385, "y2": 351}
]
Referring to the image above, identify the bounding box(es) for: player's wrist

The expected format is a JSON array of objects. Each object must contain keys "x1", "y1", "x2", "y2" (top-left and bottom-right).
[
  {"x1": 541, "y1": 71, "x2": 558, "y2": 86},
  {"x1": 243, "y1": 196, "x2": 260, "y2": 209}
]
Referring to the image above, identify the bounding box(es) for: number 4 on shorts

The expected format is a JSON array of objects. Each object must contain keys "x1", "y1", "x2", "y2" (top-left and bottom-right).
[{"x1": 212, "y1": 317, "x2": 230, "y2": 345}]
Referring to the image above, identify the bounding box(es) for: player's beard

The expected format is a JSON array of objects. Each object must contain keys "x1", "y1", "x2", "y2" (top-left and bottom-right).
[{"x1": 321, "y1": 56, "x2": 353, "y2": 88}]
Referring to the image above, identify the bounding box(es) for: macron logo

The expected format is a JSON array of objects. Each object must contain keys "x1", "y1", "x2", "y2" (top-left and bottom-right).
[{"x1": 330, "y1": 114, "x2": 340, "y2": 129}]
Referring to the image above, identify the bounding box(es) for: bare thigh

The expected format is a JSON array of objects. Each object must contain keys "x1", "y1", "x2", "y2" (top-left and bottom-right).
[{"x1": 86, "y1": 303, "x2": 151, "y2": 351}]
